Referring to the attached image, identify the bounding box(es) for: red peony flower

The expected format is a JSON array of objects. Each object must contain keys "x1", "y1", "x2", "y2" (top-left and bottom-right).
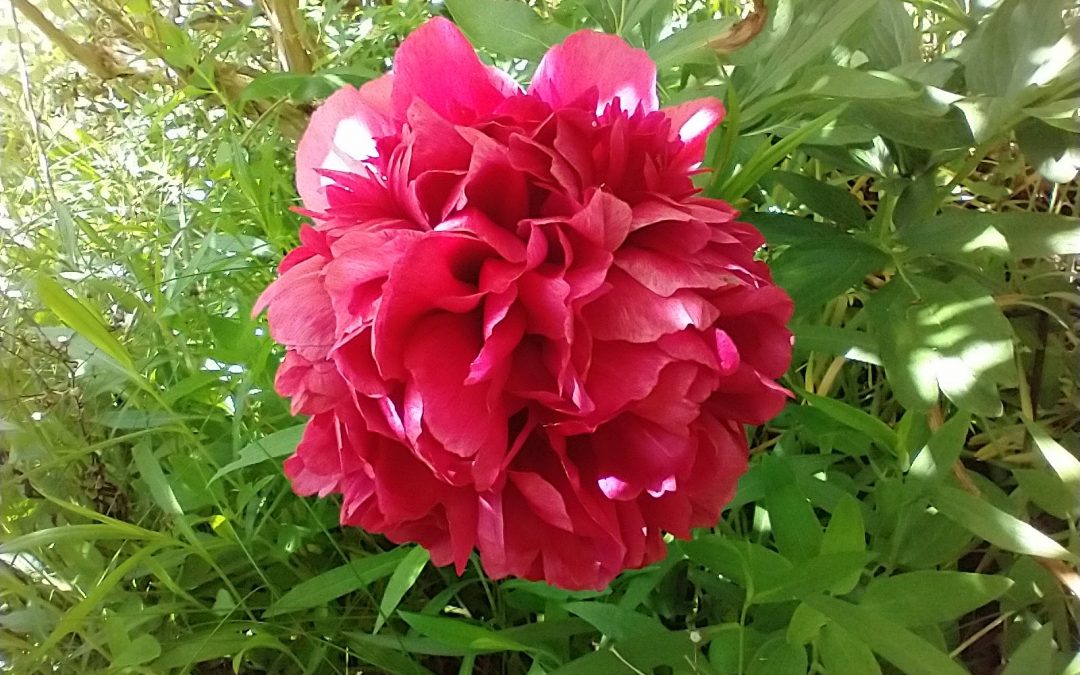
[{"x1": 256, "y1": 17, "x2": 793, "y2": 590}]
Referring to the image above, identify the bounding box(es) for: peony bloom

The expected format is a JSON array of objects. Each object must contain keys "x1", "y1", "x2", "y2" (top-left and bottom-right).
[{"x1": 256, "y1": 17, "x2": 793, "y2": 590}]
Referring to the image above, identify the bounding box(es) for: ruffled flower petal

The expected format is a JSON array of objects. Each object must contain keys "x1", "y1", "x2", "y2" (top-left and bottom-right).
[
  {"x1": 530, "y1": 30, "x2": 659, "y2": 114},
  {"x1": 258, "y1": 17, "x2": 792, "y2": 591}
]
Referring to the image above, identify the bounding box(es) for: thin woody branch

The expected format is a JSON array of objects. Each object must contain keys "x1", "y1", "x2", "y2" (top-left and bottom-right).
[
  {"x1": 11, "y1": 0, "x2": 127, "y2": 79},
  {"x1": 259, "y1": 0, "x2": 314, "y2": 73}
]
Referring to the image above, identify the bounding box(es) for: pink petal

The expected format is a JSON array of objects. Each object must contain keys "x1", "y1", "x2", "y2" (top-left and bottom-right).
[
  {"x1": 403, "y1": 313, "x2": 506, "y2": 460},
  {"x1": 592, "y1": 415, "x2": 694, "y2": 500},
  {"x1": 663, "y1": 97, "x2": 725, "y2": 166},
  {"x1": 373, "y1": 233, "x2": 488, "y2": 378},
  {"x1": 509, "y1": 471, "x2": 575, "y2": 532},
  {"x1": 285, "y1": 413, "x2": 343, "y2": 498},
  {"x1": 585, "y1": 341, "x2": 672, "y2": 421},
  {"x1": 391, "y1": 17, "x2": 515, "y2": 124},
  {"x1": 582, "y1": 269, "x2": 719, "y2": 342},
  {"x1": 255, "y1": 256, "x2": 336, "y2": 361},
  {"x1": 568, "y1": 189, "x2": 632, "y2": 251},
  {"x1": 295, "y1": 74, "x2": 396, "y2": 212},
  {"x1": 530, "y1": 30, "x2": 659, "y2": 114},
  {"x1": 468, "y1": 305, "x2": 526, "y2": 385},
  {"x1": 713, "y1": 328, "x2": 741, "y2": 376},
  {"x1": 614, "y1": 247, "x2": 725, "y2": 297}
]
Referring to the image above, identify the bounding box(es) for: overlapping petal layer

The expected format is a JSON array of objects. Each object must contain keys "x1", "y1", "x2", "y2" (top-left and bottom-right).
[{"x1": 258, "y1": 17, "x2": 793, "y2": 590}]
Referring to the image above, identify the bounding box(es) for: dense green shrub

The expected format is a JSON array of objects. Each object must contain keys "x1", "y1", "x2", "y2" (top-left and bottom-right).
[{"x1": 1, "y1": 1, "x2": 1076, "y2": 672}]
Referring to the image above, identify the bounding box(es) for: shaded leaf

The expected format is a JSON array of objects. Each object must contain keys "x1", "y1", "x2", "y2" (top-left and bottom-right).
[
  {"x1": 1001, "y1": 623, "x2": 1055, "y2": 675},
  {"x1": 650, "y1": 17, "x2": 737, "y2": 70},
  {"x1": 803, "y1": 595, "x2": 969, "y2": 675},
  {"x1": 375, "y1": 546, "x2": 430, "y2": 633},
  {"x1": 399, "y1": 612, "x2": 532, "y2": 653},
  {"x1": 771, "y1": 170, "x2": 866, "y2": 227},
  {"x1": 211, "y1": 424, "x2": 305, "y2": 482},
  {"x1": 744, "y1": 212, "x2": 888, "y2": 313},
  {"x1": 445, "y1": 0, "x2": 571, "y2": 60},
  {"x1": 793, "y1": 324, "x2": 881, "y2": 365},
  {"x1": 818, "y1": 623, "x2": 882, "y2": 675},
  {"x1": 860, "y1": 571, "x2": 1013, "y2": 626},
  {"x1": 802, "y1": 391, "x2": 899, "y2": 456},
  {"x1": 266, "y1": 548, "x2": 409, "y2": 616}
]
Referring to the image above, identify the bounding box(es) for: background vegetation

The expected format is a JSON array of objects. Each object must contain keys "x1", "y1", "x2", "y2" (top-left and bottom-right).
[{"x1": 1, "y1": 0, "x2": 1077, "y2": 673}]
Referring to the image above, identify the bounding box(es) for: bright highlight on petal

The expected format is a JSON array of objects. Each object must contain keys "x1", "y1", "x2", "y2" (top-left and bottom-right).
[{"x1": 258, "y1": 17, "x2": 793, "y2": 591}]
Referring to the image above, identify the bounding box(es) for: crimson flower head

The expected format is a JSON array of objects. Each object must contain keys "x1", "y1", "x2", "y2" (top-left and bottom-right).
[{"x1": 256, "y1": 17, "x2": 793, "y2": 590}]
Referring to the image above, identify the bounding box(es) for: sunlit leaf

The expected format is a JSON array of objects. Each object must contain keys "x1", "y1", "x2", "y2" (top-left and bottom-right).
[
  {"x1": 931, "y1": 485, "x2": 1075, "y2": 561},
  {"x1": 34, "y1": 273, "x2": 135, "y2": 371},
  {"x1": 869, "y1": 276, "x2": 1015, "y2": 416}
]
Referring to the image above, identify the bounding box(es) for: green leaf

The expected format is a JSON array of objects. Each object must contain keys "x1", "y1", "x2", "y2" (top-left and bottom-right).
[
  {"x1": 240, "y1": 68, "x2": 379, "y2": 103},
  {"x1": 860, "y1": 571, "x2": 1013, "y2": 626},
  {"x1": 820, "y1": 494, "x2": 866, "y2": 594},
  {"x1": 1024, "y1": 99, "x2": 1080, "y2": 133},
  {"x1": 683, "y1": 536, "x2": 792, "y2": 593},
  {"x1": 650, "y1": 17, "x2": 737, "y2": 70},
  {"x1": 266, "y1": 547, "x2": 409, "y2": 616},
  {"x1": 771, "y1": 171, "x2": 866, "y2": 227},
  {"x1": 344, "y1": 638, "x2": 435, "y2": 675},
  {"x1": 1024, "y1": 418, "x2": 1080, "y2": 498},
  {"x1": 960, "y1": 0, "x2": 1076, "y2": 99},
  {"x1": 930, "y1": 485, "x2": 1075, "y2": 561},
  {"x1": 802, "y1": 391, "x2": 899, "y2": 456},
  {"x1": 0, "y1": 523, "x2": 167, "y2": 554},
  {"x1": 133, "y1": 440, "x2": 184, "y2": 516},
  {"x1": 718, "y1": 106, "x2": 847, "y2": 199},
  {"x1": 35, "y1": 273, "x2": 135, "y2": 371},
  {"x1": 1015, "y1": 117, "x2": 1079, "y2": 184},
  {"x1": 754, "y1": 552, "x2": 871, "y2": 603},
  {"x1": 818, "y1": 623, "x2": 882, "y2": 675},
  {"x1": 898, "y1": 210, "x2": 1080, "y2": 258},
  {"x1": 211, "y1": 424, "x2": 305, "y2": 482},
  {"x1": 445, "y1": 0, "x2": 571, "y2": 60},
  {"x1": 763, "y1": 456, "x2": 823, "y2": 562},
  {"x1": 1013, "y1": 468, "x2": 1078, "y2": 519},
  {"x1": 736, "y1": 0, "x2": 877, "y2": 101},
  {"x1": 893, "y1": 172, "x2": 941, "y2": 231},
  {"x1": 563, "y1": 602, "x2": 663, "y2": 640},
  {"x1": 374, "y1": 546, "x2": 430, "y2": 633},
  {"x1": 802, "y1": 595, "x2": 969, "y2": 675},
  {"x1": 743, "y1": 212, "x2": 888, "y2": 313},
  {"x1": 847, "y1": 100, "x2": 973, "y2": 150},
  {"x1": 747, "y1": 637, "x2": 807, "y2": 675},
  {"x1": 1001, "y1": 624, "x2": 1055, "y2": 675},
  {"x1": 30, "y1": 542, "x2": 172, "y2": 661},
  {"x1": 154, "y1": 626, "x2": 296, "y2": 670},
  {"x1": 787, "y1": 603, "x2": 827, "y2": 645},
  {"x1": 869, "y1": 276, "x2": 1015, "y2": 416},
  {"x1": 549, "y1": 625, "x2": 696, "y2": 674},
  {"x1": 113, "y1": 635, "x2": 162, "y2": 670},
  {"x1": 793, "y1": 324, "x2": 881, "y2": 365},
  {"x1": 845, "y1": 1, "x2": 919, "y2": 69},
  {"x1": 906, "y1": 413, "x2": 971, "y2": 498},
  {"x1": 398, "y1": 612, "x2": 532, "y2": 653},
  {"x1": 795, "y1": 66, "x2": 921, "y2": 100}
]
